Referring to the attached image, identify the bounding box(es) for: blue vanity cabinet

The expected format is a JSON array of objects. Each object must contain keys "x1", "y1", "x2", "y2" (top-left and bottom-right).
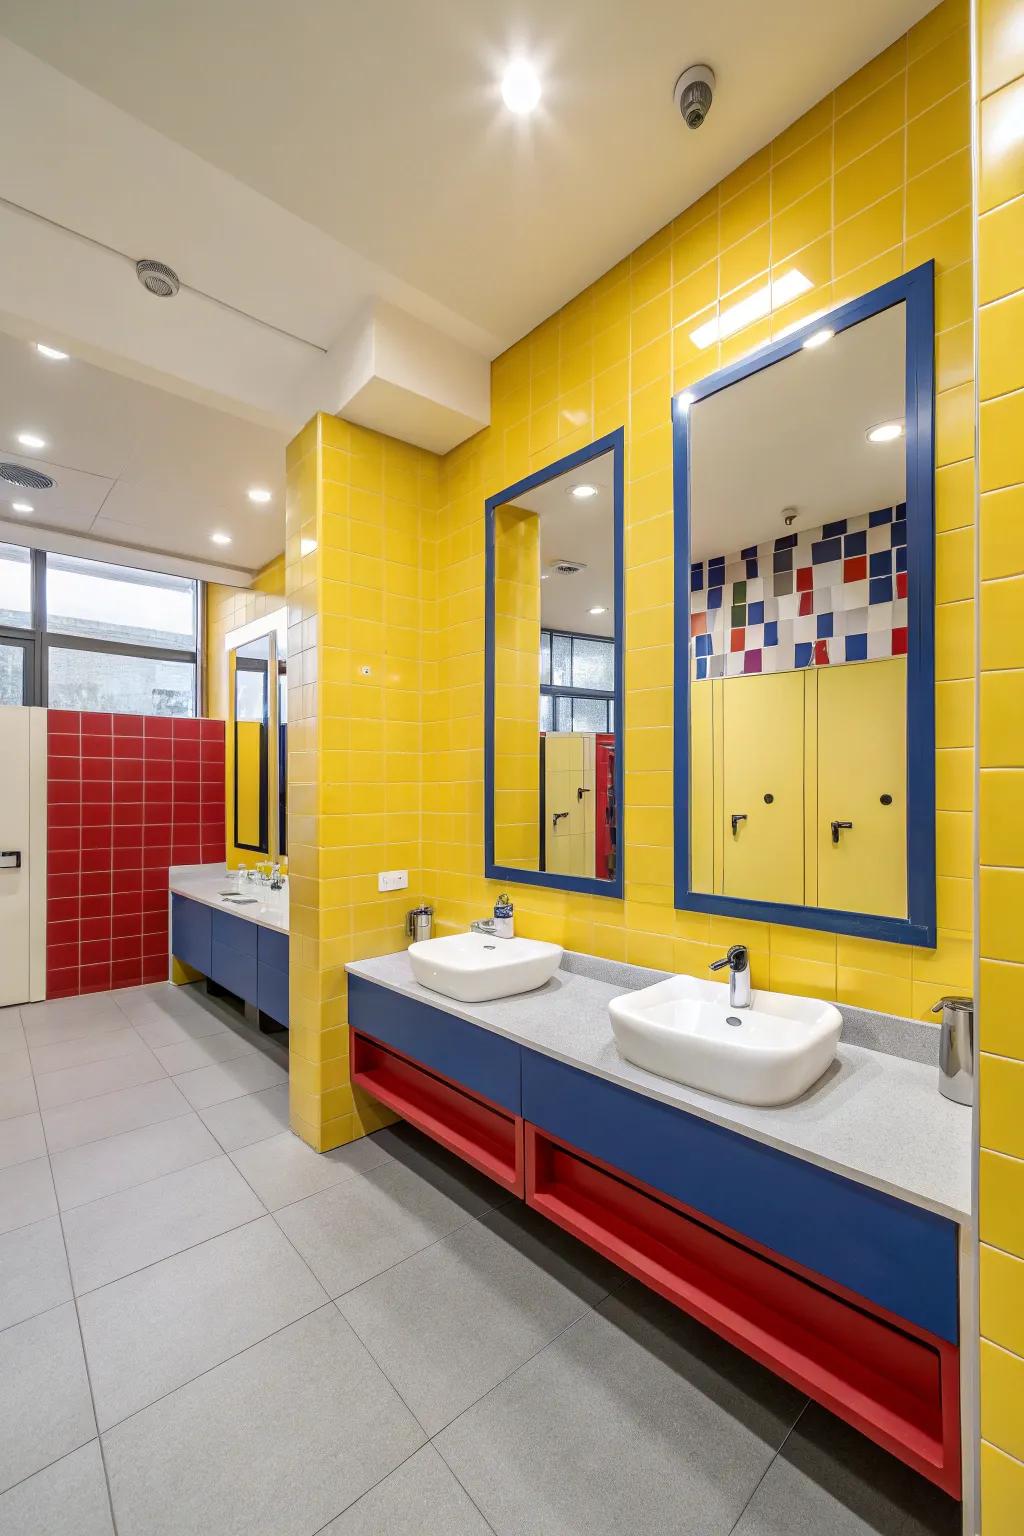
[
  {"x1": 171, "y1": 894, "x2": 212, "y2": 975},
  {"x1": 209, "y1": 909, "x2": 259, "y2": 1007},
  {"x1": 257, "y1": 927, "x2": 290, "y2": 1027}
]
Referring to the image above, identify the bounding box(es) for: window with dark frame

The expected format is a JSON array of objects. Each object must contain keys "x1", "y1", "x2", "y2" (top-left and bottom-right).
[
  {"x1": 539, "y1": 627, "x2": 615, "y2": 734},
  {"x1": 0, "y1": 542, "x2": 199, "y2": 715}
]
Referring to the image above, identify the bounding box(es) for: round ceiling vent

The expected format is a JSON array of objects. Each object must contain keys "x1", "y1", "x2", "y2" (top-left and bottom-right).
[
  {"x1": 549, "y1": 558, "x2": 587, "y2": 576},
  {"x1": 135, "y1": 259, "x2": 180, "y2": 298},
  {"x1": 0, "y1": 463, "x2": 54, "y2": 491}
]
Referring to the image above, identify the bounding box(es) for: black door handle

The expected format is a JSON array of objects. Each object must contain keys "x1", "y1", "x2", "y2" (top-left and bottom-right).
[
  {"x1": 831, "y1": 820, "x2": 853, "y2": 845},
  {"x1": 731, "y1": 813, "x2": 747, "y2": 836},
  {"x1": 0, "y1": 850, "x2": 21, "y2": 870}
]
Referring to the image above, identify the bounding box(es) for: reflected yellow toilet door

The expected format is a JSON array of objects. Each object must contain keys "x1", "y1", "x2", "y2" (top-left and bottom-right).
[{"x1": 721, "y1": 672, "x2": 804, "y2": 906}]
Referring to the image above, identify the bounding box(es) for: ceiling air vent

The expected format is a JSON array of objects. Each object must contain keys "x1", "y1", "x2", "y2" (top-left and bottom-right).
[
  {"x1": 136, "y1": 258, "x2": 180, "y2": 298},
  {"x1": 549, "y1": 559, "x2": 587, "y2": 576},
  {"x1": 0, "y1": 463, "x2": 54, "y2": 491}
]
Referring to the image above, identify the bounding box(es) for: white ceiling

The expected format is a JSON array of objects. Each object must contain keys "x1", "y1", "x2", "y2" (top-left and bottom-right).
[
  {"x1": 689, "y1": 303, "x2": 907, "y2": 561},
  {"x1": 0, "y1": 0, "x2": 933, "y2": 576},
  {"x1": 512, "y1": 450, "x2": 615, "y2": 637}
]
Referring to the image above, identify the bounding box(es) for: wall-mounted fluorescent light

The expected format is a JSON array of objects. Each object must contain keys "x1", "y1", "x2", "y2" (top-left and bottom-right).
[{"x1": 690, "y1": 270, "x2": 813, "y2": 350}]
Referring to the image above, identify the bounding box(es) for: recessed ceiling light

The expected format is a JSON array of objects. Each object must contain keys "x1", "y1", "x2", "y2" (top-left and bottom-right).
[
  {"x1": 803, "y1": 328, "x2": 834, "y2": 350},
  {"x1": 589, "y1": 606, "x2": 607, "y2": 616},
  {"x1": 210, "y1": 532, "x2": 232, "y2": 546},
  {"x1": 247, "y1": 487, "x2": 272, "y2": 504},
  {"x1": 570, "y1": 483, "x2": 598, "y2": 500},
  {"x1": 867, "y1": 421, "x2": 904, "y2": 444},
  {"x1": 11, "y1": 501, "x2": 33, "y2": 514},
  {"x1": 35, "y1": 343, "x2": 69, "y2": 361},
  {"x1": 690, "y1": 269, "x2": 813, "y2": 349},
  {"x1": 17, "y1": 432, "x2": 46, "y2": 450},
  {"x1": 501, "y1": 60, "x2": 541, "y2": 114},
  {"x1": 540, "y1": 572, "x2": 550, "y2": 581}
]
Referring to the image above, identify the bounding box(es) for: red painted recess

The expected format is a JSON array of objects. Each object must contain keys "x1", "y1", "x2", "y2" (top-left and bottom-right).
[
  {"x1": 350, "y1": 1031, "x2": 525, "y2": 1197},
  {"x1": 525, "y1": 1124, "x2": 961, "y2": 1499}
]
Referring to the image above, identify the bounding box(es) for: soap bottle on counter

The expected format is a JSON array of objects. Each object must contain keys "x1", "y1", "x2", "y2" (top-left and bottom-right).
[{"x1": 493, "y1": 893, "x2": 514, "y2": 939}]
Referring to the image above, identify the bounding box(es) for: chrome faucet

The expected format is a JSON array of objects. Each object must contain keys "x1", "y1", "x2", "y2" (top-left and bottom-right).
[
  {"x1": 470, "y1": 918, "x2": 498, "y2": 936},
  {"x1": 709, "y1": 944, "x2": 752, "y2": 1009}
]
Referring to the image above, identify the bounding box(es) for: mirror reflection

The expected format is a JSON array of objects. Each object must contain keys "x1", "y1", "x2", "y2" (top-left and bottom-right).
[
  {"x1": 491, "y1": 444, "x2": 619, "y2": 887},
  {"x1": 234, "y1": 634, "x2": 269, "y2": 854},
  {"x1": 688, "y1": 301, "x2": 910, "y2": 921}
]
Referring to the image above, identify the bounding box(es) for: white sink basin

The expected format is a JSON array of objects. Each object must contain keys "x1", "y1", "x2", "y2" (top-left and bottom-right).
[
  {"x1": 408, "y1": 932, "x2": 563, "y2": 1003},
  {"x1": 608, "y1": 974, "x2": 842, "y2": 1106}
]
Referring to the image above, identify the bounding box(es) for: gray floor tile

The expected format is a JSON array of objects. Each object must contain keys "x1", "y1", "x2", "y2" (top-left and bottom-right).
[
  {"x1": 43, "y1": 1077, "x2": 191, "y2": 1154},
  {"x1": 338, "y1": 1201, "x2": 621, "y2": 1435},
  {"x1": 21, "y1": 1000, "x2": 127, "y2": 1048},
  {"x1": 173, "y1": 1051, "x2": 288, "y2": 1110},
  {"x1": 28, "y1": 1027, "x2": 152, "y2": 1078},
  {"x1": 320, "y1": 1445, "x2": 492, "y2": 1536},
  {"x1": 34, "y1": 1050, "x2": 166, "y2": 1112},
  {"x1": 0, "y1": 1045, "x2": 31, "y2": 1085},
  {"x1": 198, "y1": 1083, "x2": 291, "y2": 1150},
  {"x1": 0, "y1": 1012, "x2": 25, "y2": 1050},
  {"x1": 436, "y1": 1280, "x2": 806, "y2": 1536},
  {"x1": 116, "y1": 984, "x2": 237, "y2": 1036},
  {"x1": 151, "y1": 1028, "x2": 259, "y2": 1076},
  {"x1": 730, "y1": 1404, "x2": 961, "y2": 1536},
  {"x1": 0, "y1": 1111, "x2": 46, "y2": 1170},
  {"x1": 50, "y1": 1113, "x2": 220, "y2": 1211},
  {"x1": 230, "y1": 1127, "x2": 392, "y2": 1211},
  {"x1": 0, "y1": 1215, "x2": 72, "y2": 1332},
  {"x1": 103, "y1": 1305, "x2": 424, "y2": 1536},
  {"x1": 22, "y1": 992, "x2": 118, "y2": 1024},
  {"x1": 0, "y1": 1441, "x2": 114, "y2": 1536},
  {"x1": 0, "y1": 1156, "x2": 56, "y2": 1236},
  {"x1": 0, "y1": 1074, "x2": 37, "y2": 1122},
  {"x1": 276, "y1": 1152, "x2": 495, "y2": 1300},
  {"x1": 0, "y1": 1303, "x2": 96, "y2": 1493},
  {"x1": 80, "y1": 1215, "x2": 328, "y2": 1428},
  {"x1": 62, "y1": 1155, "x2": 265, "y2": 1294}
]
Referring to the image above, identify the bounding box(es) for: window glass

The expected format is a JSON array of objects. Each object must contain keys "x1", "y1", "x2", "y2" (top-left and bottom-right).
[
  {"x1": 46, "y1": 554, "x2": 196, "y2": 649},
  {"x1": 539, "y1": 693, "x2": 553, "y2": 733},
  {"x1": 48, "y1": 648, "x2": 195, "y2": 716},
  {"x1": 571, "y1": 637, "x2": 614, "y2": 691},
  {"x1": 554, "y1": 695, "x2": 572, "y2": 732},
  {"x1": 0, "y1": 544, "x2": 32, "y2": 629},
  {"x1": 539, "y1": 630, "x2": 551, "y2": 686},
  {"x1": 235, "y1": 668, "x2": 266, "y2": 724},
  {"x1": 0, "y1": 642, "x2": 27, "y2": 704},
  {"x1": 550, "y1": 633, "x2": 572, "y2": 687},
  {"x1": 571, "y1": 695, "x2": 610, "y2": 732}
]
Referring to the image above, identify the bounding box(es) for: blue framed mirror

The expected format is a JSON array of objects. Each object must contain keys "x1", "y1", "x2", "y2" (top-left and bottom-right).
[
  {"x1": 485, "y1": 428, "x2": 625, "y2": 898},
  {"x1": 673, "y1": 264, "x2": 935, "y2": 946}
]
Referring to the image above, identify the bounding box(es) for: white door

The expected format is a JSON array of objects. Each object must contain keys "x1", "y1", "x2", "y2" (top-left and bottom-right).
[{"x1": 0, "y1": 706, "x2": 46, "y2": 1006}]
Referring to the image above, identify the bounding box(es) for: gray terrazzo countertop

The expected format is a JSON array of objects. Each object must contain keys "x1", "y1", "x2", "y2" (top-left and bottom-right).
[{"x1": 346, "y1": 950, "x2": 973, "y2": 1224}]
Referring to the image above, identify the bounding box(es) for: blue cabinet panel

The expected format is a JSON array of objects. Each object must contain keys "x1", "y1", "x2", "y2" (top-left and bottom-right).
[
  {"x1": 258, "y1": 927, "x2": 289, "y2": 974},
  {"x1": 348, "y1": 975, "x2": 521, "y2": 1114},
  {"x1": 521, "y1": 1050, "x2": 959, "y2": 1344},
  {"x1": 212, "y1": 909, "x2": 258, "y2": 959},
  {"x1": 258, "y1": 963, "x2": 289, "y2": 1026},
  {"x1": 210, "y1": 940, "x2": 259, "y2": 1007},
  {"x1": 171, "y1": 895, "x2": 211, "y2": 975}
]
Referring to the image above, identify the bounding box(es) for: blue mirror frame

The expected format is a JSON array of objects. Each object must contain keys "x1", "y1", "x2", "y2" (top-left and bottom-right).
[
  {"x1": 672, "y1": 263, "x2": 936, "y2": 946},
  {"x1": 485, "y1": 427, "x2": 625, "y2": 899}
]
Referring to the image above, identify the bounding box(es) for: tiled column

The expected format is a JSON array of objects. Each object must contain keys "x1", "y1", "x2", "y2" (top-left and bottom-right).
[
  {"x1": 976, "y1": 1, "x2": 1024, "y2": 1527},
  {"x1": 284, "y1": 414, "x2": 438, "y2": 1151}
]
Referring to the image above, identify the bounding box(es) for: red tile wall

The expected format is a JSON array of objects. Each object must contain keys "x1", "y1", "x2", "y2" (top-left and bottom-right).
[{"x1": 46, "y1": 712, "x2": 226, "y2": 998}]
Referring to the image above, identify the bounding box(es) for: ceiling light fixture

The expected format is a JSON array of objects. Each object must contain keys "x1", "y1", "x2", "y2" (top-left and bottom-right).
[
  {"x1": 35, "y1": 343, "x2": 69, "y2": 361},
  {"x1": 867, "y1": 421, "x2": 904, "y2": 444},
  {"x1": 210, "y1": 532, "x2": 232, "y2": 546},
  {"x1": 501, "y1": 59, "x2": 541, "y2": 115},
  {"x1": 16, "y1": 431, "x2": 46, "y2": 450},
  {"x1": 570, "y1": 483, "x2": 598, "y2": 500},
  {"x1": 802, "y1": 327, "x2": 834, "y2": 350},
  {"x1": 11, "y1": 501, "x2": 33, "y2": 514},
  {"x1": 690, "y1": 269, "x2": 813, "y2": 350},
  {"x1": 589, "y1": 606, "x2": 607, "y2": 616},
  {"x1": 247, "y1": 487, "x2": 272, "y2": 505}
]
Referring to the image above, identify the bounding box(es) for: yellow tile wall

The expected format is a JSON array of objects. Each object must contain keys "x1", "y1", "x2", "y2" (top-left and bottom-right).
[
  {"x1": 206, "y1": 554, "x2": 286, "y2": 870},
  {"x1": 284, "y1": 415, "x2": 438, "y2": 1150},
  {"x1": 423, "y1": 0, "x2": 975, "y2": 1019},
  {"x1": 976, "y1": 0, "x2": 1024, "y2": 1526}
]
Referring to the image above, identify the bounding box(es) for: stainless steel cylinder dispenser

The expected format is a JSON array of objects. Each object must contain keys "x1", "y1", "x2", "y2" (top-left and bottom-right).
[
  {"x1": 406, "y1": 905, "x2": 434, "y2": 945},
  {"x1": 931, "y1": 996, "x2": 974, "y2": 1106}
]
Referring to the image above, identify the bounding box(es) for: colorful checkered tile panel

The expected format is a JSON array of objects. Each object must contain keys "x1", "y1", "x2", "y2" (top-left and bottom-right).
[{"x1": 690, "y1": 506, "x2": 908, "y2": 680}]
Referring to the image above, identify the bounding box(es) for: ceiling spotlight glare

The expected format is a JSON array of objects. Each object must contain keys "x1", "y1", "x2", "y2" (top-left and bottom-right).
[
  {"x1": 501, "y1": 60, "x2": 541, "y2": 115},
  {"x1": 867, "y1": 421, "x2": 904, "y2": 444},
  {"x1": 35, "y1": 343, "x2": 69, "y2": 361},
  {"x1": 570, "y1": 483, "x2": 598, "y2": 500},
  {"x1": 802, "y1": 328, "x2": 834, "y2": 350}
]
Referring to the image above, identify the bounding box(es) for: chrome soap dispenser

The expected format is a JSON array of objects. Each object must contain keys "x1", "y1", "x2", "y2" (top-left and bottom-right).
[{"x1": 932, "y1": 995, "x2": 974, "y2": 1106}]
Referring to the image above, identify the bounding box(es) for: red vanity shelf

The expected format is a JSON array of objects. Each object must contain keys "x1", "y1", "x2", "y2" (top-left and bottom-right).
[{"x1": 351, "y1": 1030, "x2": 525, "y2": 1197}]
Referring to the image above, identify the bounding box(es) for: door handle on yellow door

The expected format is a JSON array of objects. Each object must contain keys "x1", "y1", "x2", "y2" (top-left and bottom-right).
[
  {"x1": 731, "y1": 814, "x2": 747, "y2": 836},
  {"x1": 831, "y1": 820, "x2": 853, "y2": 845}
]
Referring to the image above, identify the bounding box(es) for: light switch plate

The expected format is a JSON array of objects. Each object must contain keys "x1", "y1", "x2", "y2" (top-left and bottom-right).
[{"x1": 377, "y1": 869, "x2": 409, "y2": 892}]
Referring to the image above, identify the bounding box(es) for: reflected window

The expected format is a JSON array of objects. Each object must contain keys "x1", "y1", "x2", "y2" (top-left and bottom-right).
[{"x1": 539, "y1": 628, "x2": 615, "y2": 734}]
